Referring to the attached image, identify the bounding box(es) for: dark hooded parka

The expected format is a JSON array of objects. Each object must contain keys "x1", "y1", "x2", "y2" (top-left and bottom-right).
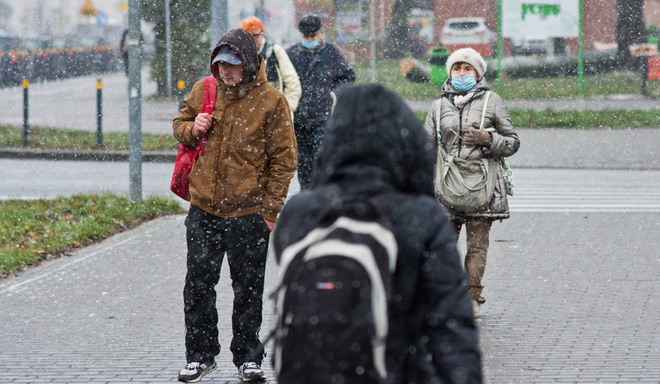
[{"x1": 272, "y1": 84, "x2": 482, "y2": 384}]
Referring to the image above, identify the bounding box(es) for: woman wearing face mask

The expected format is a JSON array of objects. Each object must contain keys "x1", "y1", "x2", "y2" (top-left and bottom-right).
[{"x1": 424, "y1": 48, "x2": 520, "y2": 318}]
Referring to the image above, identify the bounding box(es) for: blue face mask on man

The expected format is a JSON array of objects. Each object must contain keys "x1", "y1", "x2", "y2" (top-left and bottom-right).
[
  {"x1": 451, "y1": 74, "x2": 477, "y2": 92},
  {"x1": 301, "y1": 38, "x2": 319, "y2": 50}
]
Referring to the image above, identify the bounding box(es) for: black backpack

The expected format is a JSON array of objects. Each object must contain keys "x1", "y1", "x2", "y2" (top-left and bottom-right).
[{"x1": 273, "y1": 196, "x2": 398, "y2": 384}]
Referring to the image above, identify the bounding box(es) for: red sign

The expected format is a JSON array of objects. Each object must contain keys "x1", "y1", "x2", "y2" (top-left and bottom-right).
[{"x1": 648, "y1": 57, "x2": 660, "y2": 80}]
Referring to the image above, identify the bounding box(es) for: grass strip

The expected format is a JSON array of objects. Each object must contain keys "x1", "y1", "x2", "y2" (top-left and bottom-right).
[
  {"x1": 0, "y1": 192, "x2": 185, "y2": 277},
  {"x1": 353, "y1": 59, "x2": 660, "y2": 100},
  {"x1": 414, "y1": 108, "x2": 660, "y2": 128},
  {"x1": 0, "y1": 125, "x2": 178, "y2": 151},
  {"x1": 509, "y1": 108, "x2": 660, "y2": 128}
]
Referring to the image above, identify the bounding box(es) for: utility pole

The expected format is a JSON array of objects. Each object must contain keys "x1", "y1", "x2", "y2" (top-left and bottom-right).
[
  {"x1": 210, "y1": 0, "x2": 228, "y2": 47},
  {"x1": 256, "y1": 0, "x2": 265, "y2": 20},
  {"x1": 37, "y1": 0, "x2": 45, "y2": 35},
  {"x1": 370, "y1": 0, "x2": 376, "y2": 82},
  {"x1": 165, "y1": 0, "x2": 172, "y2": 97},
  {"x1": 128, "y1": 0, "x2": 142, "y2": 202}
]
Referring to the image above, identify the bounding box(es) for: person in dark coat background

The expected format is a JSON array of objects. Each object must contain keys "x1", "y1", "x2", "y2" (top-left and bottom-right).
[
  {"x1": 286, "y1": 15, "x2": 356, "y2": 190},
  {"x1": 272, "y1": 83, "x2": 482, "y2": 384}
]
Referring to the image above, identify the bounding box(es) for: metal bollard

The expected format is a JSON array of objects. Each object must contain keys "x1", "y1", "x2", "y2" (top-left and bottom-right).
[
  {"x1": 23, "y1": 79, "x2": 29, "y2": 146},
  {"x1": 178, "y1": 80, "x2": 185, "y2": 111},
  {"x1": 641, "y1": 55, "x2": 649, "y2": 96},
  {"x1": 97, "y1": 79, "x2": 103, "y2": 147}
]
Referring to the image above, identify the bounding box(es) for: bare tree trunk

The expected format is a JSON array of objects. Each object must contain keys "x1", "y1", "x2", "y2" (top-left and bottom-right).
[
  {"x1": 385, "y1": 0, "x2": 414, "y2": 59},
  {"x1": 616, "y1": 0, "x2": 646, "y2": 69}
]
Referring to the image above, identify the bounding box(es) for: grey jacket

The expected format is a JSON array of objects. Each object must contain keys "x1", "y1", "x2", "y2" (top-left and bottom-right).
[{"x1": 424, "y1": 78, "x2": 520, "y2": 220}]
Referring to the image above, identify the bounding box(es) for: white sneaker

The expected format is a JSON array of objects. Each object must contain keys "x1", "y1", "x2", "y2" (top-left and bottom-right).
[
  {"x1": 471, "y1": 300, "x2": 481, "y2": 318},
  {"x1": 178, "y1": 361, "x2": 216, "y2": 383},
  {"x1": 238, "y1": 362, "x2": 266, "y2": 382}
]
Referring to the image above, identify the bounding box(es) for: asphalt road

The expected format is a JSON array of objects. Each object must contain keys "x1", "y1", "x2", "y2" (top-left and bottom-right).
[{"x1": 0, "y1": 70, "x2": 176, "y2": 135}]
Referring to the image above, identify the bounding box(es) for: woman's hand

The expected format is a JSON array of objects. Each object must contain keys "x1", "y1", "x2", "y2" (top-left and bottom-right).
[
  {"x1": 193, "y1": 113, "x2": 213, "y2": 137},
  {"x1": 462, "y1": 123, "x2": 492, "y2": 146}
]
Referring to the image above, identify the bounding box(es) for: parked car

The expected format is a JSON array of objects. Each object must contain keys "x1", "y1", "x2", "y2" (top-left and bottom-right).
[
  {"x1": 0, "y1": 31, "x2": 123, "y2": 88},
  {"x1": 511, "y1": 37, "x2": 549, "y2": 56},
  {"x1": 0, "y1": 34, "x2": 26, "y2": 86},
  {"x1": 24, "y1": 37, "x2": 51, "y2": 81},
  {"x1": 440, "y1": 17, "x2": 496, "y2": 56}
]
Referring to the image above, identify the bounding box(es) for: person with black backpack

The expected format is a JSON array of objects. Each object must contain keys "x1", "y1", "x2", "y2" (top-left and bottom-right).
[{"x1": 271, "y1": 84, "x2": 482, "y2": 384}]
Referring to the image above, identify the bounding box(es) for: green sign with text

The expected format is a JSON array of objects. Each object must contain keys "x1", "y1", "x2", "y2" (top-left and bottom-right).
[{"x1": 503, "y1": 0, "x2": 578, "y2": 38}]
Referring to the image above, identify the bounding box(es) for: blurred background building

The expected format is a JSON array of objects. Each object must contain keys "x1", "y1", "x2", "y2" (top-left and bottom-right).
[{"x1": 0, "y1": 0, "x2": 295, "y2": 43}]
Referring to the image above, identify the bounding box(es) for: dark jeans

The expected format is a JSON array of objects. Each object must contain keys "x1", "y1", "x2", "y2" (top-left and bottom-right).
[
  {"x1": 183, "y1": 205, "x2": 269, "y2": 367},
  {"x1": 295, "y1": 123, "x2": 325, "y2": 190}
]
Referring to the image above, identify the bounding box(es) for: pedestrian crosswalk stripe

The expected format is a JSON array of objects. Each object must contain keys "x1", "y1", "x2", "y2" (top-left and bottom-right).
[{"x1": 507, "y1": 169, "x2": 660, "y2": 213}]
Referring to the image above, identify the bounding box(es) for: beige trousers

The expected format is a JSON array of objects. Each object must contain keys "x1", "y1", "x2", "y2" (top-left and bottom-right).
[{"x1": 452, "y1": 217, "x2": 493, "y2": 304}]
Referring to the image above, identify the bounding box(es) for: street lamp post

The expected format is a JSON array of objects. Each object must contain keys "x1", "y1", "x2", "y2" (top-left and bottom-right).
[
  {"x1": 166, "y1": 0, "x2": 172, "y2": 98},
  {"x1": 370, "y1": 0, "x2": 376, "y2": 82},
  {"x1": 211, "y1": 0, "x2": 228, "y2": 46}
]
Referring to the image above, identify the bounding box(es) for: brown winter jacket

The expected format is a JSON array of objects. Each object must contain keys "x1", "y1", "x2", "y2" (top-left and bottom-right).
[{"x1": 172, "y1": 29, "x2": 297, "y2": 222}]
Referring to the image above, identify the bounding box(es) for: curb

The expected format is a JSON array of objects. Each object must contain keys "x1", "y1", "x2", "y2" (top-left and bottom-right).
[{"x1": 0, "y1": 147, "x2": 176, "y2": 163}]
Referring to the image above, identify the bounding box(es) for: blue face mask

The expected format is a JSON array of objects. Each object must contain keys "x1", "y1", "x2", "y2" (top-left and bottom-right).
[
  {"x1": 301, "y1": 38, "x2": 319, "y2": 49},
  {"x1": 451, "y1": 74, "x2": 477, "y2": 92}
]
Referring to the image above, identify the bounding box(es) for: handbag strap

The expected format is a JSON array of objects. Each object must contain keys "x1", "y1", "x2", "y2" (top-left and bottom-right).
[
  {"x1": 436, "y1": 91, "x2": 491, "y2": 148},
  {"x1": 435, "y1": 98, "x2": 442, "y2": 146},
  {"x1": 201, "y1": 76, "x2": 217, "y2": 114},
  {"x1": 479, "y1": 91, "x2": 491, "y2": 129}
]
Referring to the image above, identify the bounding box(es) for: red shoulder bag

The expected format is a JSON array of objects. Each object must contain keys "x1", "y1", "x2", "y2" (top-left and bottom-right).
[{"x1": 170, "y1": 76, "x2": 216, "y2": 201}]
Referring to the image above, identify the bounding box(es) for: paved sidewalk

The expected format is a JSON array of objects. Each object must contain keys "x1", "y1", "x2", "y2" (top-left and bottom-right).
[
  {"x1": 2, "y1": 71, "x2": 660, "y2": 383},
  {"x1": 2, "y1": 209, "x2": 659, "y2": 383},
  {"x1": 0, "y1": 215, "x2": 279, "y2": 383}
]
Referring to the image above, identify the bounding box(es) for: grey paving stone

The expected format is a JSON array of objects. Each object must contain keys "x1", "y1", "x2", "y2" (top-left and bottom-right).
[{"x1": 2, "y1": 211, "x2": 660, "y2": 383}]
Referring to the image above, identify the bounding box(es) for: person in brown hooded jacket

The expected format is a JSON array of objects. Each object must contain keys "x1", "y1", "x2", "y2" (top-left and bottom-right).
[{"x1": 173, "y1": 28, "x2": 297, "y2": 383}]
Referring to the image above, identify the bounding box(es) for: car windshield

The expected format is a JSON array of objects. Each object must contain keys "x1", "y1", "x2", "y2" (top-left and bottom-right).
[
  {"x1": 450, "y1": 22, "x2": 480, "y2": 30},
  {"x1": 0, "y1": 37, "x2": 15, "y2": 51},
  {"x1": 25, "y1": 39, "x2": 44, "y2": 50}
]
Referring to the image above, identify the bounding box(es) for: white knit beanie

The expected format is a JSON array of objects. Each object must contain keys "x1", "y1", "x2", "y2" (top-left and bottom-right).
[{"x1": 445, "y1": 48, "x2": 487, "y2": 78}]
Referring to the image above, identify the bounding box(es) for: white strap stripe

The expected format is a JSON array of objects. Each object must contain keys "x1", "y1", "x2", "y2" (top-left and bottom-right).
[{"x1": 278, "y1": 217, "x2": 398, "y2": 283}]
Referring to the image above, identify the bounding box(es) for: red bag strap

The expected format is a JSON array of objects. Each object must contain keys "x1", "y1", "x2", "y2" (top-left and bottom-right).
[
  {"x1": 201, "y1": 76, "x2": 217, "y2": 114},
  {"x1": 198, "y1": 76, "x2": 216, "y2": 156}
]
